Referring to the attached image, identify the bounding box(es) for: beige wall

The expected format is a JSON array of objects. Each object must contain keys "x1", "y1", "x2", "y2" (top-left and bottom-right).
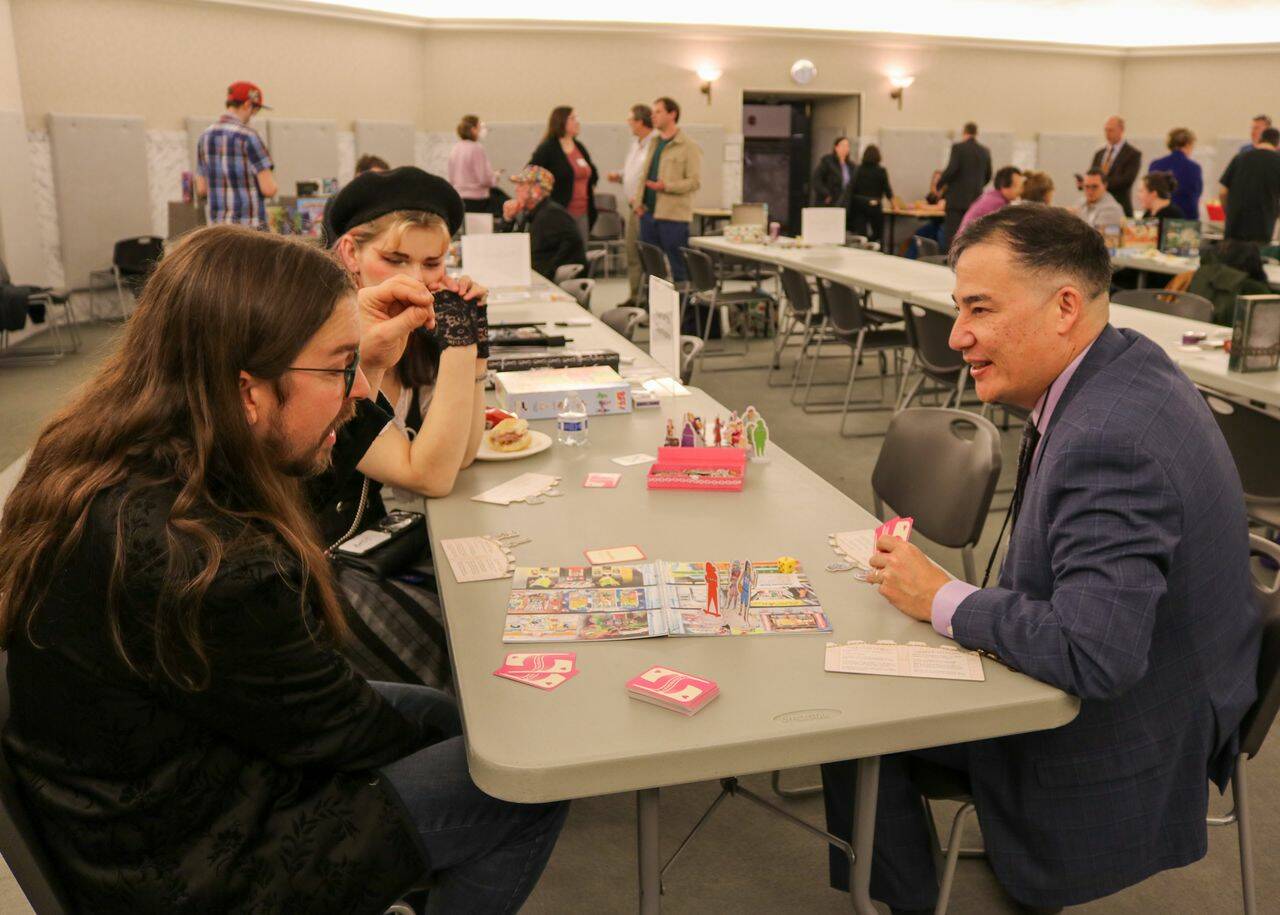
[
  {"x1": 11, "y1": 0, "x2": 425, "y2": 130},
  {"x1": 1121, "y1": 52, "x2": 1280, "y2": 140},
  {"x1": 0, "y1": 0, "x2": 21, "y2": 110}
]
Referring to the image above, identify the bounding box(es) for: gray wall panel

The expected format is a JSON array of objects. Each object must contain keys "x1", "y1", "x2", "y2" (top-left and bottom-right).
[
  {"x1": 0, "y1": 109, "x2": 45, "y2": 283},
  {"x1": 354, "y1": 120, "x2": 415, "y2": 169},
  {"x1": 49, "y1": 113, "x2": 151, "y2": 288},
  {"x1": 266, "y1": 118, "x2": 339, "y2": 195}
]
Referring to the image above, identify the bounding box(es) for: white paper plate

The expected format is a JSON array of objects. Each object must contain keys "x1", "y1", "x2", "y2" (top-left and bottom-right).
[{"x1": 476, "y1": 429, "x2": 553, "y2": 461}]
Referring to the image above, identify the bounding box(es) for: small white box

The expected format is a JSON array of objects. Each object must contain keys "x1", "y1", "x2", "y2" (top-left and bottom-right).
[{"x1": 494, "y1": 366, "x2": 634, "y2": 420}]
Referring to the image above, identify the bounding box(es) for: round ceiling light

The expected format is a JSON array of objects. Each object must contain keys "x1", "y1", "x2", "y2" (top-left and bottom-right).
[{"x1": 790, "y1": 59, "x2": 817, "y2": 86}]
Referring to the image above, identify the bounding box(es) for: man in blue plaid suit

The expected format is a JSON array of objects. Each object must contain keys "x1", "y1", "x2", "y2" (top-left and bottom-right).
[{"x1": 823, "y1": 205, "x2": 1260, "y2": 913}]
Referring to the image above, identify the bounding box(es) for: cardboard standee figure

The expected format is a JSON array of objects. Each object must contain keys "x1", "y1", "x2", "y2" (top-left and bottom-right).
[
  {"x1": 741, "y1": 560, "x2": 754, "y2": 615},
  {"x1": 681, "y1": 419, "x2": 696, "y2": 448},
  {"x1": 703, "y1": 561, "x2": 721, "y2": 616},
  {"x1": 665, "y1": 419, "x2": 679, "y2": 447},
  {"x1": 713, "y1": 417, "x2": 723, "y2": 446},
  {"x1": 725, "y1": 560, "x2": 744, "y2": 613}
]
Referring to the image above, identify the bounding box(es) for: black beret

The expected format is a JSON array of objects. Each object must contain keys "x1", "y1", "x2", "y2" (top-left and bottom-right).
[{"x1": 324, "y1": 166, "x2": 464, "y2": 247}]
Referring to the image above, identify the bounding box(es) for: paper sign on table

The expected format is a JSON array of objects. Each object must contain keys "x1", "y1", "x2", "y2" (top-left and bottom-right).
[
  {"x1": 461, "y1": 233, "x2": 532, "y2": 288},
  {"x1": 584, "y1": 545, "x2": 646, "y2": 564},
  {"x1": 641, "y1": 377, "x2": 690, "y2": 397},
  {"x1": 825, "y1": 641, "x2": 985, "y2": 681},
  {"x1": 648, "y1": 276, "x2": 682, "y2": 379},
  {"x1": 472, "y1": 473, "x2": 561, "y2": 506},
  {"x1": 583, "y1": 473, "x2": 621, "y2": 489},
  {"x1": 612, "y1": 453, "x2": 657, "y2": 467},
  {"x1": 801, "y1": 207, "x2": 847, "y2": 245},
  {"x1": 440, "y1": 536, "x2": 514, "y2": 583}
]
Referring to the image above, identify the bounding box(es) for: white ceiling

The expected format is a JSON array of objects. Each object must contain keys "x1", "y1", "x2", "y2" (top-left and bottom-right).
[{"x1": 251, "y1": 0, "x2": 1280, "y2": 49}]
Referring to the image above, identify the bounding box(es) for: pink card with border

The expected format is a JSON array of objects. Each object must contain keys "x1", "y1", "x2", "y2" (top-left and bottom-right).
[
  {"x1": 493, "y1": 668, "x2": 578, "y2": 691},
  {"x1": 874, "y1": 516, "x2": 914, "y2": 544},
  {"x1": 626, "y1": 666, "x2": 719, "y2": 715},
  {"x1": 497, "y1": 652, "x2": 577, "y2": 675}
]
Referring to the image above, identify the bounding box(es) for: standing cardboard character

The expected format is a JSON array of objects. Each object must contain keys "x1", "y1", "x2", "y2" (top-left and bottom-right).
[
  {"x1": 712, "y1": 417, "x2": 723, "y2": 446},
  {"x1": 752, "y1": 415, "x2": 769, "y2": 458},
  {"x1": 703, "y1": 561, "x2": 721, "y2": 616},
  {"x1": 740, "y1": 560, "x2": 754, "y2": 620},
  {"x1": 681, "y1": 419, "x2": 696, "y2": 448},
  {"x1": 725, "y1": 560, "x2": 744, "y2": 613},
  {"x1": 665, "y1": 419, "x2": 679, "y2": 447}
]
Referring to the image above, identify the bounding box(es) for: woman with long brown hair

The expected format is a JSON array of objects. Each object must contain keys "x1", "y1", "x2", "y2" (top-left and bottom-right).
[
  {"x1": 529, "y1": 104, "x2": 599, "y2": 241},
  {"x1": 0, "y1": 225, "x2": 565, "y2": 913}
]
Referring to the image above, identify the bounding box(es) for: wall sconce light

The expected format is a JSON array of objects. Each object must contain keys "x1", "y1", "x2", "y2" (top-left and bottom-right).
[
  {"x1": 889, "y1": 74, "x2": 915, "y2": 110},
  {"x1": 697, "y1": 64, "x2": 722, "y2": 104}
]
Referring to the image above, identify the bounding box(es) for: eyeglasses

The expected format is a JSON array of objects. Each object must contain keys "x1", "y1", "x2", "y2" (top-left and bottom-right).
[{"x1": 285, "y1": 350, "x2": 361, "y2": 397}]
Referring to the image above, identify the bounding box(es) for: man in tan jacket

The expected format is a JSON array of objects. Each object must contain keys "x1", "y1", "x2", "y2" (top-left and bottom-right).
[{"x1": 634, "y1": 96, "x2": 702, "y2": 282}]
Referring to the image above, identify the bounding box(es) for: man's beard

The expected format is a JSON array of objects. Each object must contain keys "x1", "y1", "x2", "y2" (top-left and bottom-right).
[{"x1": 265, "y1": 400, "x2": 359, "y2": 478}]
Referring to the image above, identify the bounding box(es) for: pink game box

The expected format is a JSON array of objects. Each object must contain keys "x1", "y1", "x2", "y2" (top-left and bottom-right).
[
  {"x1": 646, "y1": 447, "x2": 746, "y2": 492},
  {"x1": 626, "y1": 666, "x2": 720, "y2": 715}
]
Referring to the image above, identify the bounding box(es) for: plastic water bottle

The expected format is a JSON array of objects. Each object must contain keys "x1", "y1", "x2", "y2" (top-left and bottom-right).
[{"x1": 556, "y1": 392, "x2": 589, "y2": 447}]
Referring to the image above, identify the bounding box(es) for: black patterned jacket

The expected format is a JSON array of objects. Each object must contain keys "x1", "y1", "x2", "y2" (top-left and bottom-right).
[{"x1": 3, "y1": 478, "x2": 434, "y2": 913}]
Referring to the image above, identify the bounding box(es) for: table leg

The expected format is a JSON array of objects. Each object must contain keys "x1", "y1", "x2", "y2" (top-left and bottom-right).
[
  {"x1": 887, "y1": 214, "x2": 897, "y2": 254},
  {"x1": 637, "y1": 788, "x2": 661, "y2": 914},
  {"x1": 1136, "y1": 269, "x2": 1148, "y2": 289},
  {"x1": 849, "y1": 756, "x2": 881, "y2": 915}
]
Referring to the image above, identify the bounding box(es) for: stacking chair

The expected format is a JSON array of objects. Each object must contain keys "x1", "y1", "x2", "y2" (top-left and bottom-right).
[
  {"x1": 0, "y1": 654, "x2": 73, "y2": 914},
  {"x1": 679, "y1": 246, "x2": 776, "y2": 368},
  {"x1": 916, "y1": 534, "x2": 1280, "y2": 915},
  {"x1": 913, "y1": 235, "x2": 941, "y2": 258},
  {"x1": 587, "y1": 211, "x2": 625, "y2": 276},
  {"x1": 897, "y1": 303, "x2": 970, "y2": 412},
  {"x1": 593, "y1": 192, "x2": 619, "y2": 214},
  {"x1": 799, "y1": 279, "x2": 908, "y2": 436},
  {"x1": 0, "y1": 258, "x2": 80, "y2": 366},
  {"x1": 558, "y1": 278, "x2": 594, "y2": 310},
  {"x1": 552, "y1": 263, "x2": 584, "y2": 284},
  {"x1": 600, "y1": 306, "x2": 645, "y2": 341},
  {"x1": 678, "y1": 335, "x2": 703, "y2": 385},
  {"x1": 872, "y1": 408, "x2": 1003, "y2": 584},
  {"x1": 768, "y1": 267, "x2": 824, "y2": 388},
  {"x1": 1112, "y1": 288, "x2": 1214, "y2": 323},
  {"x1": 636, "y1": 240, "x2": 692, "y2": 311},
  {"x1": 89, "y1": 236, "x2": 163, "y2": 320},
  {"x1": 1201, "y1": 391, "x2": 1280, "y2": 532}
]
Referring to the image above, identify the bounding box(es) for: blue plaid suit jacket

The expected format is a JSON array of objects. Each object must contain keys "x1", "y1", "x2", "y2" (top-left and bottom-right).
[{"x1": 952, "y1": 324, "x2": 1259, "y2": 905}]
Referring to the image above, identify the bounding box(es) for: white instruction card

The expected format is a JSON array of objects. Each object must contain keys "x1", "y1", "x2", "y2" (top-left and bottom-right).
[
  {"x1": 462, "y1": 233, "x2": 532, "y2": 288},
  {"x1": 825, "y1": 640, "x2": 985, "y2": 681},
  {"x1": 471, "y1": 473, "x2": 560, "y2": 506},
  {"x1": 441, "y1": 536, "x2": 513, "y2": 583}
]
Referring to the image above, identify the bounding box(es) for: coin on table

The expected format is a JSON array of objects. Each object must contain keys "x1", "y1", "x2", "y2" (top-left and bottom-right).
[
  {"x1": 545, "y1": 489, "x2": 564, "y2": 497},
  {"x1": 826, "y1": 561, "x2": 858, "y2": 573},
  {"x1": 524, "y1": 495, "x2": 545, "y2": 505}
]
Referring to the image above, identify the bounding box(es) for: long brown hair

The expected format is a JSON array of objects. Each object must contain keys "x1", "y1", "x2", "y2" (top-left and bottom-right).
[
  {"x1": 0, "y1": 226, "x2": 351, "y2": 689},
  {"x1": 544, "y1": 105, "x2": 573, "y2": 142}
]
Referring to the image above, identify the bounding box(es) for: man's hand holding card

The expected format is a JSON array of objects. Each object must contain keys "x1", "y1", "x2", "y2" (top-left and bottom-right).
[{"x1": 866, "y1": 516, "x2": 951, "y2": 622}]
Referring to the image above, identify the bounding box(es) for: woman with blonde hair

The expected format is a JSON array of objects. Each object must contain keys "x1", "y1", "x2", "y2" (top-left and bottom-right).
[{"x1": 322, "y1": 166, "x2": 489, "y2": 689}]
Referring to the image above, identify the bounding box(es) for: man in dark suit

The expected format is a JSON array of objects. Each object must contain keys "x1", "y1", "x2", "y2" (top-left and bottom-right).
[
  {"x1": 1090, "y1": 116, "x2": 1142, "y2": 216},
  {"x1": 822, "y1": 205, "x2": 1259, "y2": 914},
  {"x1": 938, "y1": 122, "x2": 992, "y2": 251},
  {"x1": 500, "y1": 164, "x2": 586, "y2": 281}
]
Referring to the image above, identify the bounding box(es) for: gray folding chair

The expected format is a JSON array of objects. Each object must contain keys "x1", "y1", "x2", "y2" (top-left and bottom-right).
[
  {"x1": 914, "y1": 235, "x2": 941, "y2": 258},
  {"x1": 636, "y1": 240, "x2": 692, "y2": 305},
  {"x1": 0, "y1": 654, "x2": 73, "y2": 914},
  {"x1": 552, "y1": 263, "x2": 584, "y2": 284},
  {"x1": 872, "y1": 408, "x2": 1003, "y2": 584},
  {"x1": 679, "y1": 335, "x2": 703, "y2": 385},
  {"x1": 680, "y1": 246, "x2": 775, "y2": 367},
  {"x1": 897, "y1": 303, "x2": 969, "y2": 412},
  {"x1": 800, "y1": 279, "x2": 908, "y2": 436},
  {"x1": 0, "y1": 257, "x2": 80, "y2": 366},
  {"x1": 1201, "y1": 391, "x2": 1280, "y2": 532},
  {"x1": 587, "y1": 212, "x2": 625, "y2": 276},
  {"x1": 601, "y1": 306, "x2": 645, "y2": 341},
  {"x1": 769, "y1": 268, "x2": 824, "y2": 388},
  {"x1": 558, "y1": 278, "x2": 594, "y2": 310},
  {"x1": 1112, "y1": 288, "x2": 1214, "y2": 323}
]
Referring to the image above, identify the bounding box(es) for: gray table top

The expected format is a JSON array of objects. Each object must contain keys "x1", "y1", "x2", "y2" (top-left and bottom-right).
[
  {"x1": 419, "y1": 293, "x2": 1078, "y2": 804},
  {"x1": 1111, "y1": 249, "x2": 1280, "y2": 288}
]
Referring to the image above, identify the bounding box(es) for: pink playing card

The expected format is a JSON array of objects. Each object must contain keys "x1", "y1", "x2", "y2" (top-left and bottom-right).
[
  {"x1": 493, "y1": 668, "x2": 579, "y2": 691},
  {"x1": 497, "y1": 652, "x2": 577, "y2": 675},
  {"x1": 583, "y1": 473, "x2": 621, "y2": 488},
  {"x1": 874, "y1": 516, "x2": 914, "y2": 544},
  {"x1": 626, "y1": 666, "x2": 719, "y2": 714}
]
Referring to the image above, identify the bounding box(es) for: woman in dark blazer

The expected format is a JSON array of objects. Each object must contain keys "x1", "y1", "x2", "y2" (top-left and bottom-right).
[
  {"x1": 812, "y1": 136, "x2": 854, "y2": 207},
  {"x1": 847, "y1": 144, "x2": 893, "y2": 243},
  {"x1": 529, "y1": 105, "x2": 599, "y2": 241}
]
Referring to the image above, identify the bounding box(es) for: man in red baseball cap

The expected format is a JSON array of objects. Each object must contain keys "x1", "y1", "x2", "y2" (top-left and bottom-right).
[{"x1": 194, "y1": 81, "x2": 278, "y2": 227}]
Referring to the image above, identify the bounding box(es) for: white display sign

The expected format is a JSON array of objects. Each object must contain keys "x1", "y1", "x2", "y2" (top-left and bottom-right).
[
  {"x1": 464, "y1": 212, "x2": 494, "y2": 235},
  {"x1": 801, "y1": 207, "x2": 846, "y2": 245},
  {"x1": 647, "y1": 276, "x2": 682, "y2": 379},
  {"x1": 461, "y1": 233, "x2": 531, "y2": 288}
]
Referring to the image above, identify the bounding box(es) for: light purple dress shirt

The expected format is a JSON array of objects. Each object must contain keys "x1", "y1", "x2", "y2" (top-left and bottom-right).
[
  {"x1": 958, "y1": 187, "x2": 1009, "y2": 233},
  {"x1": 929, "y1": 337, "x2": 1098, "y2": 639}
]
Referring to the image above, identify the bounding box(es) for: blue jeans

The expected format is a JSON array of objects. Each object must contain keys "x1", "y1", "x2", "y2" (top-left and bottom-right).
[
  {"x1": 371, "y1": 681, "x2": 569, "y2": 914},
  {"x1": 640, "y1": 213, "x2": 691, "y2": 282}
]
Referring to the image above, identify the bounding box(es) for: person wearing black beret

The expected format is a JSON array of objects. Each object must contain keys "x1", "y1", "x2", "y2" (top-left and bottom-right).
[{"x1": 313, "y1": 165, "x2": 490, "y2": 691}]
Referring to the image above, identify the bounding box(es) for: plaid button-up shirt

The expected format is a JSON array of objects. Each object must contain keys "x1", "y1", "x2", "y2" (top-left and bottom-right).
[{"x1": 197, "y1": 114, "x2": 274, "y2": 227}]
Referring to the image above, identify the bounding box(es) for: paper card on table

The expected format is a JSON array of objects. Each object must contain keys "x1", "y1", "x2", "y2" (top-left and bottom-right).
[
  {"x1": 472, "y1": 473, "x2": 560, "y2": 506},
  {"x1": 463, "y1": 212, "x2": 493, "y2": 235},
  {"x1": 647, "y1": 277, "x2": 682, "y2": 379},
  {"x1": 801, "y1": 207, "x2": 847, "y2": 245},
  {"x1": 584, "y1": 545, "x2": 646, "y2": 565},
  {"x1": 498, "y1": 651, "x2": 577, "y2": 674},
  {"x1": 641, "y1": 377, "x2": 690, "y2": 397},
  {"x1": 493, "y1": 667, "x2": 578, "y2": 690},
  {"x1": 461, "y1": 233, "x2": 532, "y2": 288},
  {"x1": 440, "y1": 536, "x2": 513, "y2": 583},
  {"x1": 824, "y1": 640, "x2": 985, "y2": 681},
  {"x1": 612, "y1": 453, "x2": 657, "y2": 467},
  {"x1": 583, "y1": 472, "x2": 621, "y2": 489},
  {"x1": 831, "y1": 529, "x2": 876, "y2": 568}
]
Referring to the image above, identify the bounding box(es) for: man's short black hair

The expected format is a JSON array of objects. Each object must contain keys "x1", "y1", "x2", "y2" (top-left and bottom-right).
[
  {"x1": 1262, "y1": 127, "x2": 1280, "y2": 146},
  {"x1": 1085, "y1": 167, "x2": 1108, "y2": 184},
  {"x1": 993, "y1": 166, "x2": 1022, "y2": 190},
  {"x1": 949, "y1": 205, "x2": 1113, "y2": 302}
]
